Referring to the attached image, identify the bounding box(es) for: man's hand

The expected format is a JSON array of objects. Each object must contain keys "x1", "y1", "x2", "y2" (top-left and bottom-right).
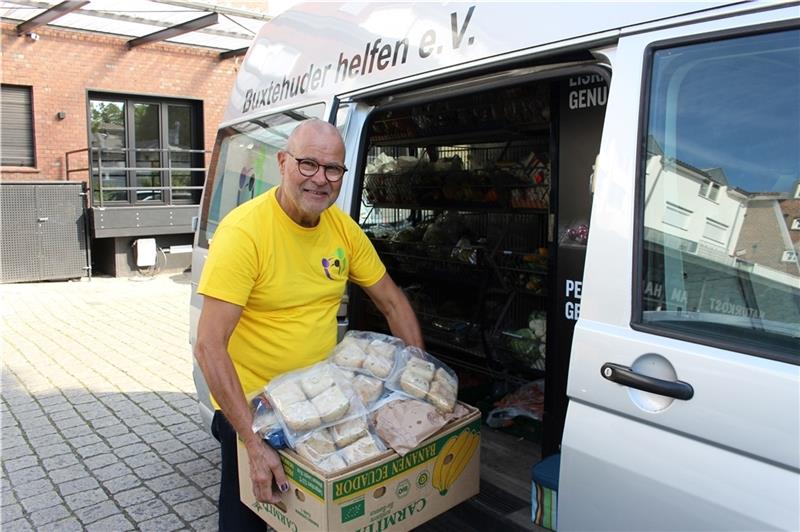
[{"x1": 245, "y1": 438, "x2": 289, "y2": 504}]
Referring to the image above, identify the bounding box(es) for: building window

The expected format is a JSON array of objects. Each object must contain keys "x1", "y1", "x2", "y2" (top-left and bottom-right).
[
  {"x1": 698, "y1": 180, "x2": 720, "y2": 201},
  {"x1": 702, "y1": 218, "x2": 728, "y2": 245},
  {"x1": 89, "y1": 93, "x2": 203, "y2": 206},
  {"x1": 1, "y1": 85, "x2": 35, "y2": 167},
  {"x1": 640, "y1": 28, "x2": 800, "y2": 358},
  {"x1": 662, "y1": 202, "x2": 691, "y2": 230}
]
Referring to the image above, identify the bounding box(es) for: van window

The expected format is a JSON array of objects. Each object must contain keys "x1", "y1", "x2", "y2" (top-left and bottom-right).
[
  {"x1": 639, "y1": 29, "x2": 800, "y2": 359},
  {"x1": 197, "y1": 103, "x2": 325, "y2": 248}
]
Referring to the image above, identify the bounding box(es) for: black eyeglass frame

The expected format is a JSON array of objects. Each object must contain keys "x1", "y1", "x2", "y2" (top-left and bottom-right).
[{"x1": 285, "y1": 152, "x2": 348, "y2": 182}]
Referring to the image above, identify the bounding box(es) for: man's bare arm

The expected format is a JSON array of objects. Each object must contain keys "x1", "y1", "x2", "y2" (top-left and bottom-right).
[
  {"x1": 194, "y1": 295, "x2": 288, "y2": 503},
  {"x1": 362, "y1": 273, "x2": 424, "y2": 348}
]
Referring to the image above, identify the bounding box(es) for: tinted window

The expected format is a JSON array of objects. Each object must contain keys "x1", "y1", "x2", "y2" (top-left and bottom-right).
[
  {"x1": 640, "y1": 29, "x2": 800, "y2": 358},
  {"x1": 197, "y1": 103, "x2": 326, "y2": 247}
]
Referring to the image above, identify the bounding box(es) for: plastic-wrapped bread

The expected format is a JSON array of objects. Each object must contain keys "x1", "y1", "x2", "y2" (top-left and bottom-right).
[
  {"x1": 337, "y1": 368, "x2": 356, "y2": 380},
  {"x1": 310, "y1": 385, "x2": 350, "y2": 423},
  {"x1": 406, "y1": 357, "x2": 435, "y2": 381},
  {"x1": 338, "y1": 333, "x2": 373, "y2": 352},
  {"x1": 332, "y1": 343, "x2": 367, "y2": 369},
  {"x1": 385, "y1": 346, "x2": 460, "y2": 413},
  {"x1": 295, "y1": 429, "x2": 336, "y2": 462},
  {"x1": 301, "y1": 371, "x2": 335, "y2": 398},
  {"x1": 341, "y1": 435, "x2": 383, "y2": 466},
  {"x1": 267, "y1": 360, "x2": 371, "y2": 447},
  {"x1": 426, "y1": 381, "x2": 457, "y2": 413},
  {"x1": 331, "y1": 416, "x2": 369, "y2": 448},
  {"x1": 363, "y1": 352, "x2": 394, "y2": 379},
  {"x1": 367, "y1": 341, "x2": 398, "y2": 360},
  {"x1": 316, "y1": 454, "x2": 348, "y2": 475},
  {"x1": 268, "y1": 381, "x2": 307, "y2": 412},
  {"x1": 352, "y1": 375, "x2": 383, "y2": 406},
  {"x1": 433, "y1": 367, "x2": 457, "y2": 390},
  {"x1": 283, "y1": 400, "x2": 321, "y2": 432},
  {"x1": 400, "y1": 371, "x2": 430, "y2": 399}
]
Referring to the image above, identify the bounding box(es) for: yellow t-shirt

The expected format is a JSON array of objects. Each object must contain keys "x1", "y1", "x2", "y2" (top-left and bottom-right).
[{"x1": 197, "y1": 187, "x2": 386, "y2": 404}]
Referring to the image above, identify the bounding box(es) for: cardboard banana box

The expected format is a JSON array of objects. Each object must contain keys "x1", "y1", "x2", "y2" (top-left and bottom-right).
[{"x1": 238, "y1": 404, "x2": 481, "y2": 532}]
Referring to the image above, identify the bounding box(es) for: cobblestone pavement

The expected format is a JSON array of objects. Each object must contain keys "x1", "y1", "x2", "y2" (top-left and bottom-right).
[{"x1": 1, "y1": 273, "x2": 221, "y2": 531}]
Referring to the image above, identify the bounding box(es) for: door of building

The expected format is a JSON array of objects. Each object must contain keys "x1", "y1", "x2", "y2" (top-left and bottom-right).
[{"x1": 88, "y1": 94, "x2": 203, "y2": 206}]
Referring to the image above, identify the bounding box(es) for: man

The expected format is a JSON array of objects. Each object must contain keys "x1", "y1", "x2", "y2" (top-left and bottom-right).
[{"x1": 194, "y1": 119, "x2": 423, "y2": 531}]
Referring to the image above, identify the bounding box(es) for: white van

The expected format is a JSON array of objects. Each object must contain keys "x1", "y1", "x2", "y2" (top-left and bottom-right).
[{"x1": 190, "y1": 2, "x2": 800, "y2": 530}]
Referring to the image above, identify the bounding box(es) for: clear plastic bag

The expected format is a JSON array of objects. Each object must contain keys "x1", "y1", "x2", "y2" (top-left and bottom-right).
[
  {"x1": 249, "y1": 390, "x2": 279, "y2": 437},
  {"x1": 385, "y1": 346, "x2": 459, "y2": 413},
  {"x1": 339, "y1": 433, "x2": 386, "y2": 467},
  {"x1": 330, "y1": 330, "x2": 405, "y2": 380},
  {"x1": 266, "y1": 361, "x2": 367, "y2": 447},
  {"x1": 293, "y1": 419, "x2": 386, "y2": 476},
  {"x1": 487, "y1": 379, "x2": 545, "y2": 427},
  {"x1": 248, "y1": 390, "x2": 288, "y2": 448},
  {"x1": 370, "y1": 396, "x2": 471, "y2": 456}
]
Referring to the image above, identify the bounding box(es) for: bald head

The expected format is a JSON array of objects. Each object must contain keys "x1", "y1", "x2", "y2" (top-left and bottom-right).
[
  {"x1": 275, "y1": 118, "x2": 347, "y2": 227},
  {"x1": 286, "y1": 119, "x2": 345, "y2": 158}
]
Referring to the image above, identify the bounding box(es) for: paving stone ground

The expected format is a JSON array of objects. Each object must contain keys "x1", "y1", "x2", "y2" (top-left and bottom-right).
[{"x1": 1, "y1": 273, "x2": 221, "y2": 531}]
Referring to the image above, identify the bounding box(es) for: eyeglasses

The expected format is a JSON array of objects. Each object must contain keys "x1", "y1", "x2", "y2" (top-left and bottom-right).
[{"x1": 285, "y1": 152, "x2": 347, "y2": 182}]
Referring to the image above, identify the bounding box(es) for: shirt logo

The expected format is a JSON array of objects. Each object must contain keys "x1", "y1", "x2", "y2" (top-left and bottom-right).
[{"x1": 321, "y1": 248, "x2": 347, "y2": 280}]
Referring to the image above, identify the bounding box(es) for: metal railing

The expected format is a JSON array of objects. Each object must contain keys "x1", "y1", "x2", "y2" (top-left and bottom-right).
[{"x1": 66, "y1": 147, "x2": 209, "y2": 208}]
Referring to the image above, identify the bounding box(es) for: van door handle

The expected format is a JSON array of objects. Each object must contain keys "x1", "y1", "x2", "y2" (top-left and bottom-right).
[{"x1": 601, "y1": 362, "x2": 694, "y2": 400}]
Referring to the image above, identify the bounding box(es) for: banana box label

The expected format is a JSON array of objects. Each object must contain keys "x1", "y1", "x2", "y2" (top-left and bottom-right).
[
  {"x1": 238, "y1": 406, "x2": 481, "y2": 532},
  {"x1": 333, "y1": 419, "x2": 480, "y2": 501}
]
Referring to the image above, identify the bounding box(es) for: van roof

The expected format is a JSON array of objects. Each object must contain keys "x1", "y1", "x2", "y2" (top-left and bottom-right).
[{"x1": 222, "y1": 1, "x2": 765, "y2": 124}]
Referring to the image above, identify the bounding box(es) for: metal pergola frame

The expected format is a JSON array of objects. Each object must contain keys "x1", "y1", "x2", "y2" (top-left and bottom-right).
[
  {"x1": 15, "y1": 0, "x2": 87, "y2": 34},
  {"x1": 127, "y1": 11, "x2": 217, "y2": 49},
  {"x1": 2, "y1": 0, "x2": 269, "y2": 59}
]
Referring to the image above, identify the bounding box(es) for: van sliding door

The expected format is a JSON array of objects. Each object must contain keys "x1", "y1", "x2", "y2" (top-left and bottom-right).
[{"x1": 560, "y1": 9, "x2": 800, "y2": 530}]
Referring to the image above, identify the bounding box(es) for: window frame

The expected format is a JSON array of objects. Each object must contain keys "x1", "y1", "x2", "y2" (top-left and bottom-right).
[
  {"x1": 1, "y1": 84, "x2": 36, "y2": 168},
  {"x1": 702, "y1": 218, "x2": 729, "y2": 246},
  {"x1": 631, "y1": 22, "x2": 800, "y2": 366},
  {"x1": 196, "y1": 101, "x2": 328, "y2": 250},
  {"x1": 86, "y1": 91, "x2": 204, "y2": 206},
  {"x1": 781, "y1": 250, "x2": 798, "y2": 263}
]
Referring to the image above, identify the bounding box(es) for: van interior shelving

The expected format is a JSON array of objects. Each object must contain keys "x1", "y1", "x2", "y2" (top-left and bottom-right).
[{"x1": 348, "y1": 80, "x2": 570, "y2": 530}]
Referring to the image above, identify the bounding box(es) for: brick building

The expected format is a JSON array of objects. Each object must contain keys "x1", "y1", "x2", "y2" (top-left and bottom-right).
[{"x1": 0, "y1": 0, "x2": 270, "y2": 279}]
